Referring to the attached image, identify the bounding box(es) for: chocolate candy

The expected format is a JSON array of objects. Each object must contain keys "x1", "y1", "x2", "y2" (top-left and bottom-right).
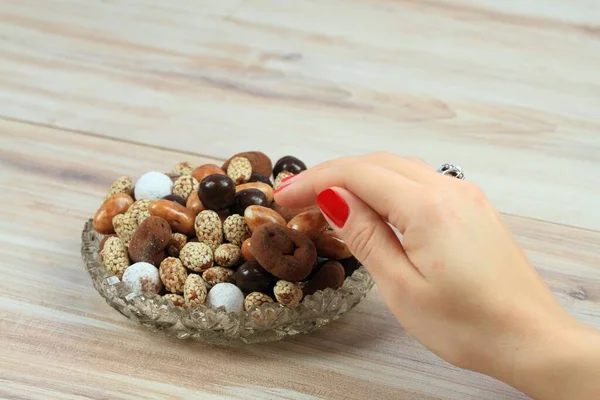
[
  {"x1": 340, "y1": 256, "x2": 361, "y2": 277},
  {"x1": 192, "y1": 164, "x2": 226, "y2": 183},
  {"x1": 303, "y1": 261, "x2": 345, "y2": 296},
  {"x1": 162, "y1": 194, "x2": 187, "y2": 207},
  {"x1": 128, "y1": 216, "x2": 172, "y2": 266},
  {"x1": 148, "y1": 199, "x2": 196, "y2": 235},
  {"x1": 199, "y1": 174, "x2": 235, "y2": 211},
  {"x1": 314, "y1": 230, "x2": 353, "y2": 260},
  {"x1": 248, "y1": 173, "x2": 273, "y2": 187},
  {"x1": 273, "y1": 156, "x2": 306, "y2": 178},
  {"x1": 234, "y1": 261, "x2": 275, "y2": 293},
  {"x1": 251, "y1": 223, "x2": 317, "y2": 281},
  {"x1": 222, "y1": 151, "x2": 272, "y2": 178},
  {"x1": 231, "y1": 189, "x2": 269, "y2": 216}
]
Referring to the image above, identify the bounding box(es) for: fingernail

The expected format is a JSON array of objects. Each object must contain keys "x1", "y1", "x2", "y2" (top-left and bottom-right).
[
  {"x1": 273, "y1": 175, "x2": 297, "y2": 194},
  {"x1": 317, "y1": 188, "x2": 349, "y2": 228}
]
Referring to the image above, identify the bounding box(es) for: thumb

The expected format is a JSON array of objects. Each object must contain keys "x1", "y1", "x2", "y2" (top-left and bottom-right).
[{"x1": 316, "y1": 187, "x2": 422, "y2": 292}]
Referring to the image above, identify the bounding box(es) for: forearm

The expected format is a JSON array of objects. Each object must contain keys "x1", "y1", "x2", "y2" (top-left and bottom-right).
[{"x1": 503, "y1": 319, "x2": 600, "y2": 399}]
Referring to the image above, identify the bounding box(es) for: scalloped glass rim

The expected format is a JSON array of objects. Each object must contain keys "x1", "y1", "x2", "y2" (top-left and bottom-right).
[{"x1": 81, "y1": 219, "x2": 375, "y2": 344}]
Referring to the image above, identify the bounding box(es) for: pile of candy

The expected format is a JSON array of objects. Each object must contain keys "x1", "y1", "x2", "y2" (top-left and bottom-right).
[{"x1": 94, "y1": 152, "x2": 360, "y2": 313}]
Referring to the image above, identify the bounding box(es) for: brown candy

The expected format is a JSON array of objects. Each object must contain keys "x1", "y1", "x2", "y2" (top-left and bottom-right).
[
  {"x1": 272, "y1": 203, "x2": 317, "y2": 222},
  {"x1": 244, "y1": 205, "x2": 286, "y2": 233},
  {"x1": 148, "y1": 199, "x2": 195, "y2": 235},
  {"x1": 287, "y1": 209, "x2": 328, "y2": 240},
  {"x1": 303, "y1": 261, "x2": 345, "y2": 296},
  {"x1": 128, "y1": 216, "x2": 172, "y2": 266},
  {"x1": 93, "y1": 193, "x2": 134, "y2": 234},
  {"x1": 186, "y1": 191, "x2": 205, "y2": 216},
  {"x1": 241, "y1": 238, "x2": 256, "y2": 262},
  {"x1": 314, "y1": 230, "x2": 353, "y2": 260},
  {"x1": 235, "y1": 182, "x2": 274, "y2": 203},
  {"x1": 222, "y1": 151, "x2": 272, "y2": 178},
  {"x1": 192, "y1": 164, "x2": 226, "y2": 183},
  {"x1": 251, "y1": 223, "x2": 317, "y2": 281},
  {"x1": 234, "y1": 261, "x2": 275, "y2": 293}
]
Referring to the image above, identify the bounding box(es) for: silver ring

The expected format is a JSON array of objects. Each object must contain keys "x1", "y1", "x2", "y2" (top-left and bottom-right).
[{"x1": 437, "y1": 163, "x2": 465, "y2": 180}]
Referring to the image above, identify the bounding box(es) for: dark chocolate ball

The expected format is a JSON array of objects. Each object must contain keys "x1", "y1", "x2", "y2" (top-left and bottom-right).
[
  {"x1": 231, "y1": 189, "x2": 269, "y2": 215},
  {"x1": 273, "y1": 156, "x2": 306, "y2": 178},
  {"x1": 340, "y1": 256, "x2": 361, "y2": 277},
  {"x1": 249, "y1": 173, "x2": 273, "y2": 187},
  {"x1": 234, "y1": 261, "x2": 275, "y2": 293},
  {"x1": 199, "y1": 174, "x2": 235, "y2": 211},
  {"x1": 162, "y1": 194, "x2": 187, "y2": 207}
]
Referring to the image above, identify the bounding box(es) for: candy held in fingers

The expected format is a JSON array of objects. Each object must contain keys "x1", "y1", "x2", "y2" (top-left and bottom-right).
[
  {"x1": 287, "y1": 209, "x2": 328, "y2": 239},
  {"x1": 134, "y1": 171, "x2": 174, "y2": 200},
  {"x1": 314, "y1": 230, "x2": 353, "y2": 260},
  {"x1": 244, "y1": 205, "x2": 286, "y2": 233},
  {"x1": 303, "y1": 261, "x2": 345, "y2": 296}
]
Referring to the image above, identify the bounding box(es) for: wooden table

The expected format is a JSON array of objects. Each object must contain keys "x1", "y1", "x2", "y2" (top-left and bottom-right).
[{"x1": 1, "y1": 1, "x2": 599, "y2": 398}]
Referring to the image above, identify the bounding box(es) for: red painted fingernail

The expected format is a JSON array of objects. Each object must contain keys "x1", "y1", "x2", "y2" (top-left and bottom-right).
[
  {"x1": 273, "y1": 175, "x2": 297, "y2": 194},
  {"x1": 317, "y1": 188, "x2": 349, "y2": 228}
]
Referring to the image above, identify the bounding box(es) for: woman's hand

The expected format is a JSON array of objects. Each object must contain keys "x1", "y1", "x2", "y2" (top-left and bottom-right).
[{"x1": 274, "y1": 153, "x2": 600, "y2": 399}]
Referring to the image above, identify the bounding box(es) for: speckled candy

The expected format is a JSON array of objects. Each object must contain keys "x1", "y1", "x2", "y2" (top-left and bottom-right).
[
  {"x1": 194, "y1": 210, "x2": 223, "y2": 251},
  {"x1": 122, "y1": 262, "x2": 163, "y2": 295},
  {"x1": 179, "y1": 242, "x2": 214, "y2": 272},
  {"x1": 184, "y1": 274, "x2": 208, "y2": 307},
  {"x1": 134, "y1": 171, "x2": 174, "y2": 200},
  {"x1": 223, "y1": 214, "x2": 250, "y2": 247},
  {"x1": 206, "y1": 283, "x2": 245, "y2": 313}
]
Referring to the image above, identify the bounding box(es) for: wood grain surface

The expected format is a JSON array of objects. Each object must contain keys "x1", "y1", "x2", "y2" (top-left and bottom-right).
[{"x1": 1, "y1": 1, "x2": 599, "y2": 399}]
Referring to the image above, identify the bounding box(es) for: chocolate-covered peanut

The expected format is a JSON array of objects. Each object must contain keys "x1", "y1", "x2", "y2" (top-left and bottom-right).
[
  {"x1": 235, "y1": 182, "x2": 274, "y2": 203},
  {"x1": 303, "y1": 261, "x2": 345, "y2": 296},
  {"x1": 234, "y1": 261, "x2": 275, "y2": 293},
  {"x1": 199, "y1": 174, "x2": 235, "y2": 211},
  {"x1": 272, "y1": 203, "x2": 317, "y2": 222},
  {"x1": 273, "y1": 156, "x2": 306, "y2": 178},
  {"x1": 251, "y1": 223, "x2": 317, "y2": 281},
  {"x1": 148, "y1": 200, "x2": 195, "y2": 235},
  {"x1": 340, "y1": 256, "x2": 361, "y2": 277},
  {"x1": 248, "y1": 173, "x2": 273, "y2": 187},
  {"x1": 314, "y1": 230, "x2": 353, "y2": 260},
  {"x1": 192, "y1": 164, "x2": 226, "y2": 183},
  {"x1": 287, "y1": 209, "x2": 328, "y2": 239},
  {"x1": 186, "y1": 191, "x2": 205, "y2": 216},
  {"x1": 231, "y1": 189, "x2": 269, "y2": 216},
  {"x1": 244, "y1": 205, "x2": 286, "y2": 233}
]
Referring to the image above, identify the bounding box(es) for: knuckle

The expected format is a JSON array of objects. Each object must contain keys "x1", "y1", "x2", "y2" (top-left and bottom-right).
[{"x1": 346, "y1": 223, "x2": 378, "y2": 264}]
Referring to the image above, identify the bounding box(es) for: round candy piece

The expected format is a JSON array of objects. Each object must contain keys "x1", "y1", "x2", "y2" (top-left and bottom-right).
[
  {"x1": 199, "y1": 174, "x2": 235, "y2": 211},
  {"x1": 122, "y1": 262, "x2": 163, "y2": 295},
  {"x1": 206, "y1": 283, "x2": 245, "y2": 313},
  {"x1": 273, "y1": 156, "x2": 306, "y2": 178},
  {"x1": 134, "y1": 171, "x2": 174, "y2": 200},
  {"x1": 248, "y1": 173, "x2": 273, "y2": 187},
  {"x1": 234, "y1": 261, "x2": 275, "y2": 293},
  {"x1": 251, "y1": 223, "x2": 317, "y2": 281},
  {"x1": 230, "y1": 188, "x2": 269, "y2": 216}
]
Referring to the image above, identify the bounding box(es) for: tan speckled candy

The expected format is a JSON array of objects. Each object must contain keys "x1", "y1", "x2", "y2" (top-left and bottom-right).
[
  {"x1": 274, "y1": 280, "x2": 303, "y2": 306},
  {"x1": 214, "y1": 243, "x2": 241, "y2": 267},
  {"x1": 226, "y1": 157, "x2": 252, "y2": 185},
  {"x1": 163, "y1": 293, "x2": 185, "y2": 307},
  {"x1": 159, "y1": 257, "x2": 188, "y2": 294},
  {"x1": 112, "y1": 212, "x2": 138, "y2": 247},
  {"x1": 167, "y1": 233, "x2": 187, "y2": 257},
  {"x1": 223, "y1": 214, "x2": 250, "y2": 247},
  {"x1": 202, "y1": 267, "x2": 235, "y2": 287},
  {"x1": 244, "y1": 292, "x2": 274, "y2": 311},
  {"x1": 127, "y1": 199, "x2": 151, "y2": 225},
  {"x1": 273, "y1": 171, "x2": 295, "y2": 190},
  {"x1": 194, "y1": 210, "x2": 223, "y2": 250},
  {"x1": 105, "y1": 176, "x2": 133, "y2": 199},
  {"x1": 100, "y1": 236, "x2": 130, "y2": 279},
  {"x1": 172, "y1": 175, "x2": 199, "y2": 200},
  {"x1": 172, "y1": 162, "x2": 194, "y2": 176},
  {"x1": 179, "y1": 242, "x2": 214, "y2": 272},
  {"x1": 184, "y1": 274, "x2": 208, "y2": 307}
]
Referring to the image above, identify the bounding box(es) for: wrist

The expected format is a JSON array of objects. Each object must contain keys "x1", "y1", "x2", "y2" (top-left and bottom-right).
[{"x1": 500, "y1": 313, "x2": 600, "y2": 399}]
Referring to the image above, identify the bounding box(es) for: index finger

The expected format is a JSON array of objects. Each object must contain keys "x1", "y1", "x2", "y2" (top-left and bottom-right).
[{"x1": 274, "y1": 162, "x2": 423, "y2": 233}]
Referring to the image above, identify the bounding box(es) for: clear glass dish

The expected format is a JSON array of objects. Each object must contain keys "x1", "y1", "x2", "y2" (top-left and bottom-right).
[{"x1": 81, "y1": 219, "x2": 375, "y2": 345}]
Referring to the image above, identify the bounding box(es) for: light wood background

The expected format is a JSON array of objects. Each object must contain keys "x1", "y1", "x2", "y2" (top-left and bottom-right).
[{"x1": 1, "y1": 1, "x2": 599, "y2": 399}]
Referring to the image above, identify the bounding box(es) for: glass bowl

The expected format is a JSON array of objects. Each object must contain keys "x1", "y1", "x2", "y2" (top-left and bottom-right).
[{"x1": 81, "y1": 219, "x2": 375, "y2": 345}]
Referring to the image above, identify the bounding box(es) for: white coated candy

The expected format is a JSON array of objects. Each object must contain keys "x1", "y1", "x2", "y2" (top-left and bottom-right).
[
  {"x1": 207, "y1": 283, "x2": 244, "y2": 313},
  {"x1": 134, "y1": 171, "x2": 173, "y2": 200},
  {"x1": 122, "y1": 262, "x2": 163, "y2": 295}
]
